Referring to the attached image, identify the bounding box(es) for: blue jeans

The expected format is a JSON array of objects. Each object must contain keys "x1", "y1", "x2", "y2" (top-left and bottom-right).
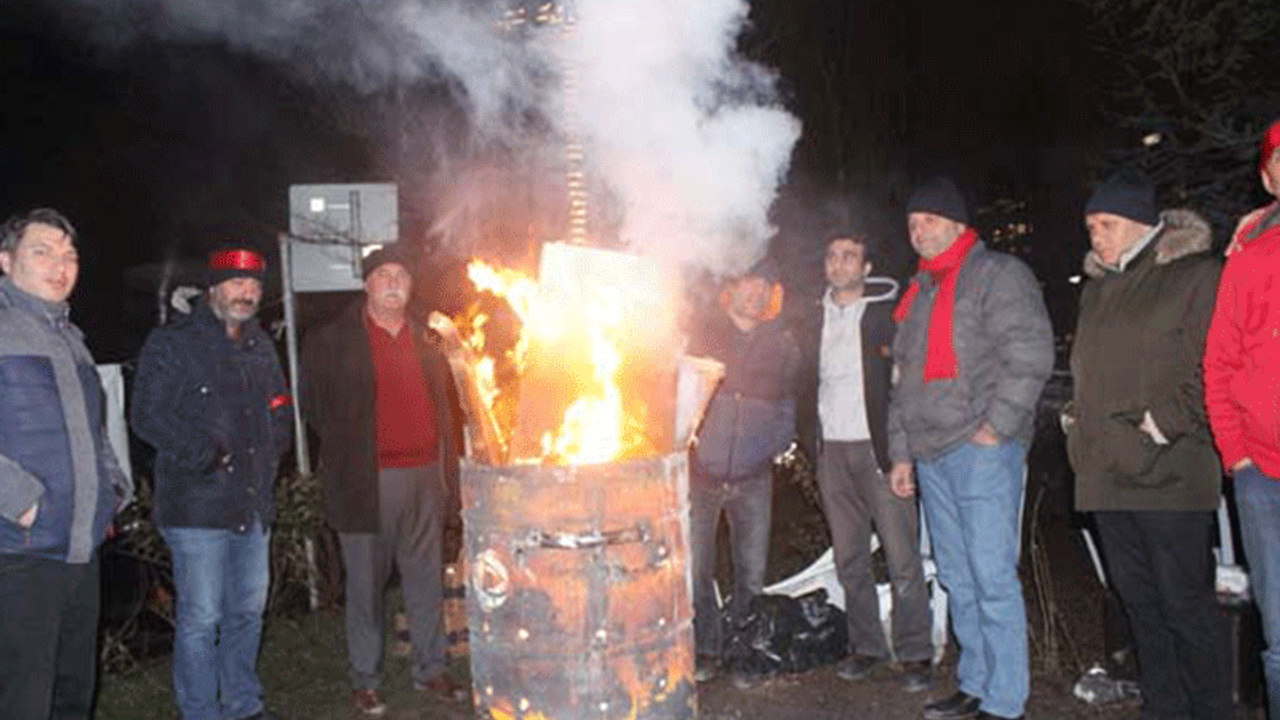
[
  {"x1": 1235, "y1": 465, "x2": 1280, "y2": 720},
  {"x1": 916, "y1": 441, "x2": 1028, "y2": 719},
  {"x1": 162, "y1": 521, "x2": 271, "y2": 720},
  {"x1": 690, "y1": 470, "x2": 772, "y2": 657}
]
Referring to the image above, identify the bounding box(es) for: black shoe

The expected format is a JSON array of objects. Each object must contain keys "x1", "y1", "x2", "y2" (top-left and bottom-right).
[
  {"x1": 834, "y1": 653, "x2": 885, "y2": 681},
  {"x1": 694, "y1": 654, "x2": 720, "y2": 682},
  {"x1": 974, "y1": 713, "x2": 1022, "y2": 720},
  {"x1": 922, "y1": 691, "x2": 980, "y2": 720},
  {"x1": 900, "y1": 659, "x2": 932, "y2": 693}
]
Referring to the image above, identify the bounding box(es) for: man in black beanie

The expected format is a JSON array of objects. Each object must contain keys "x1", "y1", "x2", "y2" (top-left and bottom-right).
[
  {"x1": 301, "y1": 243, "x2": 464, "y2": 715},
  {"x1": 1065, "y1": 171, "x2": 1226, "y2": 720},
  {"x1": 889, "y1": 176, "x2": 1053, "y2": 720}
]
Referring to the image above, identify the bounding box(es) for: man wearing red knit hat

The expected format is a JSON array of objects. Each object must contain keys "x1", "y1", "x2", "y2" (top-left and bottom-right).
[
  {"x1": 887, "y1": 177, "x2": 1053, "y2": 720},
  {"x1": 133, "y1": 245, "x2": 293, "y2": 720},
  {"x1": 1204, "y1": 117, "x2": 1280, "y2": 720}
]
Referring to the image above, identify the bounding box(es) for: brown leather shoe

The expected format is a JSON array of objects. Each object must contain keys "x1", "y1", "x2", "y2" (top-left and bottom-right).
[
  {"x1": 352, "y1": 689, "x2": 386, "y2": 716},
  {"x1": 415, "y1": 674, "x2": 469, "y2": 702}
]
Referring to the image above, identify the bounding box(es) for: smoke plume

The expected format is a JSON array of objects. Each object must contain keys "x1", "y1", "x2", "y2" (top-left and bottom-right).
[{"x1": 71, "y1": 0, "x2": 799, "y2": 275}]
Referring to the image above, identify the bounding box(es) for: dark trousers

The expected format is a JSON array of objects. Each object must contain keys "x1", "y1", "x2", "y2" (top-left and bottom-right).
[
  {"x1": 0, "y1": 552, "x2": 100, "y2": 720},
  {"x1": 817, "y1": 440, "x2": 932, "y2": 662},
  {"x1": 690, "y1": 470, "x2": 772, "y2": 657},
  {"x1": 339, "y1": 463, "x2": 446, "y2": 690},
  {"x1": 1094, "y1": 510, "x2": 1227, "y2": 720}
]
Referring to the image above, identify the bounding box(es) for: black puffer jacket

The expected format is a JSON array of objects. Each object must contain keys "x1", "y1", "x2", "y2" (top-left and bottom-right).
[
  {"x1": 690, "y1": 311, "x2": 800, "y2": 482},
  {"x1": 1067, "y1": 209, "x2": 1222, "y2": 512},
  {"x1": 132, "y1": 302, "x2": 292, "y2": 530}
]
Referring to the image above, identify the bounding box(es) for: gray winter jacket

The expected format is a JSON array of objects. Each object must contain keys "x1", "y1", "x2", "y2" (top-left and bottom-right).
[
  {"x1": 0, "y1": 277, "x2": 131, "y2": 563},
  {"x1": 888, "y1": 241, "x2": 1054, "y2": 462}
]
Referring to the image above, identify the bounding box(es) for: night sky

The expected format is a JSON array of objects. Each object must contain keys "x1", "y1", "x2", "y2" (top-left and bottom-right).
[{"x1": 0, "y1": 0, "x2": 1270, "y2": 359}]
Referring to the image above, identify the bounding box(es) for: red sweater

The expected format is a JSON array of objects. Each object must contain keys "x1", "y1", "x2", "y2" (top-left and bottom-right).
[
  {"x1": 365, "y1": 314, "x2": 438, "y2": 468},
  {"x1": 1204, "y1": 218, "x2": 1280, "y2": 477}
]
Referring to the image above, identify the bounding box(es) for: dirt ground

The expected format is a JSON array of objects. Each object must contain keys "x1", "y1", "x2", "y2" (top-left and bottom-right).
[
  {"x1": 396, "y1": 481, "x2": 1262, "y2": 720},
  {"x1": 679, "y1": 474, "x2": 1265, "y2": 720}
]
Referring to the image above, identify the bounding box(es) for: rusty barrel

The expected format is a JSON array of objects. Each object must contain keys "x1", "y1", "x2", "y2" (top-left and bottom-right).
[{"x1": 463, "y1": 453, "x2": 695, "y2": 720}]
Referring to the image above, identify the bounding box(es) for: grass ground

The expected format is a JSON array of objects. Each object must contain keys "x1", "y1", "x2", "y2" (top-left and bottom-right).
[
  {"x1": 96, "y1": 608, "x2": 474, "y2": 720},
  {"x1": 95, "y1": 452, "x2": 1265, "y2": 719}
]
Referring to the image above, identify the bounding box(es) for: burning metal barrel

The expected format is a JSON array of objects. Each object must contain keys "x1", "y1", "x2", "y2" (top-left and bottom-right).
[
  {"x1": 463, "y1": 453, "x2": 695, "y2": 720},
  {"x1": 437, "y1": 244, "x2": 722, "y2": 719}
]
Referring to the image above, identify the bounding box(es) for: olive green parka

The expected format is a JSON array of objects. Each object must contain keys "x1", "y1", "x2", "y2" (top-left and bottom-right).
[{"x1": 1067, "y1": 209, "x2": 1222, "y2": 512}]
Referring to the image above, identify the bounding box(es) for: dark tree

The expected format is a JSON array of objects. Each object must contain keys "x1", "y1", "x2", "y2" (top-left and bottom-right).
[{"x1": 1070, "y1": 0, "x2": 1280, "y2": 239}]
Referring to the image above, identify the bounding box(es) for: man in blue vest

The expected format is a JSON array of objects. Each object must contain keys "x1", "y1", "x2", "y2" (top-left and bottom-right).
[{"x1": 0, "y1": 208, "x2": 132, "y2": 719}]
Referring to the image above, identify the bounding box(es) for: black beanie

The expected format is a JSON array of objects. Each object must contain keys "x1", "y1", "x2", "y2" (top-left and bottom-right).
[
  {"x1": 1084, "y1": 171, "x2": 1159, "y2": 226},
  {"x1": 361, "y1": 244, "x2": 409, "y2": 281},
  {"x1": 206, "y1": 246, "x2": 267, "y2": 286},
  {"x1": 906, "y1": 176, "x2": 969, "y2": 225}
]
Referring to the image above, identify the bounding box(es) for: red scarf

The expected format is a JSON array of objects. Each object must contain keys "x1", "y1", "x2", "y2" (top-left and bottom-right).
[{"x1": 892, "y1": 228, "x2": 979, "y2": 382}]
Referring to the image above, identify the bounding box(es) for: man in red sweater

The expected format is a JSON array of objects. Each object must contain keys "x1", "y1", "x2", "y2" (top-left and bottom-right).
[
  {"x1": 301, "y1": 246, "x2": 464, "y2": 716},
  {"x1": 1204, "y1": 116, "x2": 1280, "y2": 720}
]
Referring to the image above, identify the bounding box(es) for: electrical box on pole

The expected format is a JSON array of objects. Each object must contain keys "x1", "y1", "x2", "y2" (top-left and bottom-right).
[
  {"x1": 287, "y1": 183, "x2": 399, "y2": 292},
  {"x1": 281, "y1": 182, "x2": 399, "y2": 481}
]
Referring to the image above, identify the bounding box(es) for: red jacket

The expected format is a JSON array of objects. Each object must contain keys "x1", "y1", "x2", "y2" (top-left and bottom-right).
[{"x1": 1204, "y1": 209, "x2": 1280, "y2": 477}]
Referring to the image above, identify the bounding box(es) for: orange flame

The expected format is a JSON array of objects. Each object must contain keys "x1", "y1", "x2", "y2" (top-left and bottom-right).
[{"x1": 457, "y1": 259, "x2": 652, "y2": 465}]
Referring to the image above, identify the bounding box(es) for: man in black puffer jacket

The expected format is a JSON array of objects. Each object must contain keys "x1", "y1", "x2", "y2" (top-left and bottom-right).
[
  {"x1": 688, "y1": 256, "x2": 800, "y2": 683},
  {"x1": 132, "y1": 246, "x2": 292, "y2": 720}
]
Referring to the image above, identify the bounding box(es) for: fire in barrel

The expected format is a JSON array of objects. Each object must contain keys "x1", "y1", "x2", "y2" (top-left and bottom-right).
[{"x1": 431, "y1": 243, "x2": 721, "y2": 720}]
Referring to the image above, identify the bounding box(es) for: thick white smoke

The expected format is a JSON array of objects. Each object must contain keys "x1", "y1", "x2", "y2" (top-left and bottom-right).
[
  {"x1": 570, "y1": 0, "x2": 800, "y2": 274},
  {"x1": 73, "y1": 0, "x2": 799, "y2": 275}
]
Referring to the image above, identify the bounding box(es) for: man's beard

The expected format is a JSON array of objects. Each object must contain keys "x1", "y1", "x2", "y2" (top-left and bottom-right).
[{"x1": 219, "y1": 298, "x2": 259, "y2": 323}]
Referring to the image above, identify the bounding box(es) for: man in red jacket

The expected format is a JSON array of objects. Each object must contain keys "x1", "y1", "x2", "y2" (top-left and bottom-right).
[
  {"x1": 1224, "y1": 119, "x2": 1280, "y2": 256},
  {"x1": 1204, "y1": 116, "x2": 1280, "y2": 720}
]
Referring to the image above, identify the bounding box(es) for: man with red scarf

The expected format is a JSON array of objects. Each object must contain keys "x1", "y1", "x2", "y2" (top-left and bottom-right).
[
  {"x1": 1205, "y1": 117, "x2": 1280, "y2": 720},
  {"x1": 886, "y1": 177, "x2": 1052, "y2": 720}
]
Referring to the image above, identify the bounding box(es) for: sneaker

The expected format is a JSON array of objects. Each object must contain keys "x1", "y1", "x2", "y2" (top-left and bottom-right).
[
  {"x1": 1073, "y1": 663, "x2": 1140, "y2": 705},
  {"x1": 900, "y1": 659, "x2": 932, "y2": 693},
  {"x1": 352, "y1": 689, "x2": 387, "y2": 717},
  {"x1": 922, "y1": 690, "x2": 980, "y2": 720},
  {"x1": 694, "y1": 654, "x2": 720, "y2": 683},
  {"x1": 834, "y1": 653, "x2": 885, "y2": 682}
]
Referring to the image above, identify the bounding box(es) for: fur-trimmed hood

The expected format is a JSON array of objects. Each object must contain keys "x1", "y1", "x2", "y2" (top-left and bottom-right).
[{"x1": 1083, "y1": 208, "x2": 1212, "y2": 278}]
